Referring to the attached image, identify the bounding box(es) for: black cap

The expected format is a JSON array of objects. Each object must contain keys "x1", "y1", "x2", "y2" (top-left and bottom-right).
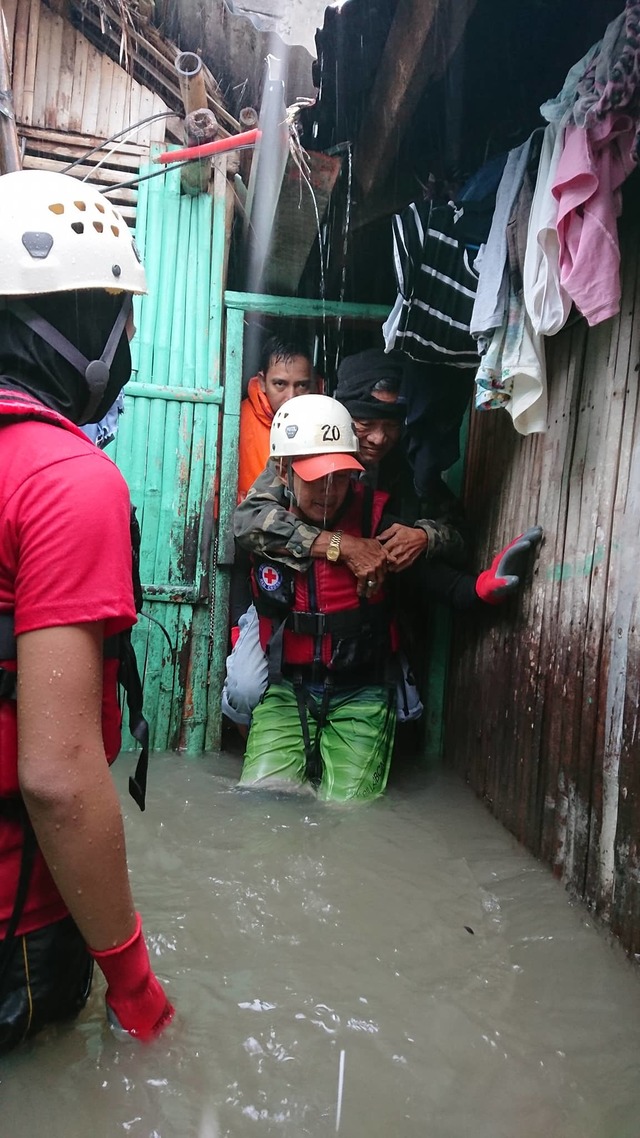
[{"x1": 335, "y1": 348, "x2": 406, "y2": 421}]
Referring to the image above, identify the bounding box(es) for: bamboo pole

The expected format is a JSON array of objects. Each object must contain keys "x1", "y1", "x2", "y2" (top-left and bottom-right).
[
  {"x1": 238, "y1": 105, "x2": 258, "y2": 186},
  {"x1": 0, "y1": 1, "x2": 21, "y2": 172}
]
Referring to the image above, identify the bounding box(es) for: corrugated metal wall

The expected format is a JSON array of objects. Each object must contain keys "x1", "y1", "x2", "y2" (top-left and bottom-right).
[{"x1": 446, "y1": 188, "x2": 640, "y2": 956}]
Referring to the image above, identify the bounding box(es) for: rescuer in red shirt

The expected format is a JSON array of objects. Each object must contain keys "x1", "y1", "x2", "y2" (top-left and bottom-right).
[{"x1": 0, "y1": 170, "x2": 174, "y2": 1052}]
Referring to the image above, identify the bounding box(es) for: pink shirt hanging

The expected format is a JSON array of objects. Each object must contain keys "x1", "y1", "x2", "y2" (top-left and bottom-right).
[{"x1": 551, "y1": 113, "x2": 636, "y2": 326}]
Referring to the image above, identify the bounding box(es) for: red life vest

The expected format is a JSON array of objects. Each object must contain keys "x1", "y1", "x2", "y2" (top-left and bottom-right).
[
  {"x1": 0, "y1": 391, "x2": 125, "y2": 789},
  {"x1": 253, "y1": 482, "x2": 399, "y2": 681},
  {"x1": 0, "y1": 391, "x2": 147, "y2": 941},
  {"x1": 0, "y1": 389, "x2": 92, "y2": 441}
]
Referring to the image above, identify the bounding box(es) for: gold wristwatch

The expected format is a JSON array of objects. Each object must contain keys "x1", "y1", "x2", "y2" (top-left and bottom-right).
[{"x1": 326, "y1": 530, "x2": 343, "y2": 562}]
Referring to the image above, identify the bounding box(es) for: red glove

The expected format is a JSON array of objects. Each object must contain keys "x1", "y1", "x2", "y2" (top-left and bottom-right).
[
  {"x1": 475, "y1": 526, "x2": 543, "y2": 605},
  {"x1": 90, "y1": 913, "x2": 175, "y2": 1042}
]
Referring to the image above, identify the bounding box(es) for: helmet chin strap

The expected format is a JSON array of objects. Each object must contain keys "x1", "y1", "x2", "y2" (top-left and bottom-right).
[
  {"x1": 4, "y1": 294, "x2": 133, "y2": 424},
  {"x1": 284, "y1": 461, "x2": 299, "y2": 508}
]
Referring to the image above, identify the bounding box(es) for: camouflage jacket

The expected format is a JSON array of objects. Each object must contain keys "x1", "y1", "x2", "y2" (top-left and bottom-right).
[{"x1": 233, "y1": 453, "x2": 470, "y2": 572}]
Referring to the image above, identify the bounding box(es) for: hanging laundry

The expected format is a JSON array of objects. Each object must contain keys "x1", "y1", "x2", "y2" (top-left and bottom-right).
[
  {"x1": 540, "y1": 38, "x2": 608, "y2": 125},
  {"x1": 475, "y1": 152, "x2": 548, "y2": 435},
  {"x1": 469, "y1": 135, "x2": 536, "y2": 347},
  {"x1": 475, "y1": 293, "x2": 547, "y2": 435},
  {"x1": 384, "y1": 200, "x2": 480, "y2": 369},
  {"x1": 523, "y1": 118, "x2": 573, "y2": 337},
  {"x1": 534, "y1": 0, "x2": 640, "y2": 327},
  {"x1": 552, "y1": 112, "x2": 636, "y2": 326},
  {"x1": 574, "y1": 1, "x2": 640, "y2": 132}
]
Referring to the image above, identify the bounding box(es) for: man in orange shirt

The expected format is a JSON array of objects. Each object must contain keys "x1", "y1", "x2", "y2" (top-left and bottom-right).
[
  {"x1": 237, "y1": 333, "x2": 316, "y2": 501},
  {"x1": 225, "y1": 334, "x2": 316, "y2": 736}
]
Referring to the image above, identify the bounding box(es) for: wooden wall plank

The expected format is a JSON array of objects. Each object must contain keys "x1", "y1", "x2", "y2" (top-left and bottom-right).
[
  {"x1": 21, "y1": 123, "x2": 147, "y2": 158},
  {"x1": 150, "y1": 92, "x2": 168, "y2": 144},
  {"x1": 138, "y1": 85, "x2": 157, "y2": 146},
  {"x1": 20, "y1": 0, "x2": 39, "y2": 124},
  {"x1": 9, "y1": 0, "x2": 29, "y2": 120},
  {"x1": 108, "y1": 64, "x2": 127, "y2": 141},
  {"x1": 95, "y1": 51, "x2": 115, "y2": 138},
  {"x1": 68, "y1": 32, "x2": 89, "y2": 134},
  {"x1": 30, "y1": 1, "x2": 49, "y2": 128},
  {"x1": 124, "y1": 74, "x2": 142, "y2": 140},
  {"x1": 82, "y1": 33, "x2": 102, "y2": 137},
  {"x1": 22, "y1": 151, "x2": 137, "y2": 198},
  {"x1": 4, "y1": 0, "x2": 18, "y2": 66},
  {"x1": 56, "y1": 18, "x2": 76, "y2": 131},
  {"x1": 43, "y1": 10, "x2": 63, "y2": 128},
  {"x1": 21, "y1": 133, "x2": 145, "y2": 171}
]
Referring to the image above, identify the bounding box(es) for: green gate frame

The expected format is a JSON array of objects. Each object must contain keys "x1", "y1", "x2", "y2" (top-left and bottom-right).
[
  {"x1": 206, "y1": 291, "x2": 454, "y2": 757},
  {"x1": 118, "y1": 155, "x2": 456, "y2": 757}
]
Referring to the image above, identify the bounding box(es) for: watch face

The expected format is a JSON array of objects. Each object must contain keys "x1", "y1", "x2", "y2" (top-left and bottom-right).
[{"x1": 327, "y1": 532, "x2": 341, "y2": 562}]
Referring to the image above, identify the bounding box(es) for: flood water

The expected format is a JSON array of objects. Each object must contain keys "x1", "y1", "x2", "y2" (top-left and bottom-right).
[{"x1": 2, "y1": 749, "x2": 640, "y2": 1137}]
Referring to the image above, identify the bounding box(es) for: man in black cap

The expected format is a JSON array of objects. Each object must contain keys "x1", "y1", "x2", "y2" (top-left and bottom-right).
[
  {"x1": 331, "y1": 348, "x2": 470, "y2": 577},
  {"x1": 223, "y1": 347, "x2": 541, "y2": 730}
]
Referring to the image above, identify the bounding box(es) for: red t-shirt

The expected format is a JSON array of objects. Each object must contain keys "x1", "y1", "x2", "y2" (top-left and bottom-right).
[{"x1": 0, "y1": 419, "x2": 137, "y2": 936}]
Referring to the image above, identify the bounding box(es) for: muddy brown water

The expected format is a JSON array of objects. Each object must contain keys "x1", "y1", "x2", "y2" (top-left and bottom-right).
[{"x1": 2, "y1": 750, "x2": 640, "y2": 1138}]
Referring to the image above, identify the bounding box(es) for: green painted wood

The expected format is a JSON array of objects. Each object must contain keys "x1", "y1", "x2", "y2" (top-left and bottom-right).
[
  {"x1": 224, "y1": 291, "x2": 390, "y2": 320},
  {"x1": 205, "y1": 305, "x2": 243, "y2": 750},
  {"x1": 142, "y1": 585, "x2": 200, "y2": 602},
  {"x1": 182, "y1": 186, "x2": 218, "y2": 751},
  {"x1": 128, "y1": 155, "x2": 150, "y2": 381},
  {"x1": 137, "y1": 157, "x2": 181, "y2": 747},
  {"x1": 125, "y1": 382, "x2": 223, "y2": 403},
  {"x1": 114, "y1": 149, "x2": 222, "y2": 753},
  {"x1": 208, "y1": 159, "x2": 228, "y2": 386},
  {"x1": 161, "y1": 193, "x2": 198, "y2": 749}
]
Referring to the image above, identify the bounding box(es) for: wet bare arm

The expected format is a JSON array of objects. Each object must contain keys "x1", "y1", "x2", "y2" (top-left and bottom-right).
[{"x1": 16, "y1": 622, "x2": 137, "y2": 952}]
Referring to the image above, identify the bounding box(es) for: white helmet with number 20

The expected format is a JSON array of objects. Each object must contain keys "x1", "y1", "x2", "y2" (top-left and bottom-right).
[{"x1": 270, "y1": 393, "x2": 363, "y2": 481}]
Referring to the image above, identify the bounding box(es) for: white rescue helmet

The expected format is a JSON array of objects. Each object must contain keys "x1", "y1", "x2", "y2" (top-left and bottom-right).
[
  {"x1": 270, "y1": 393, "x2": 364, "y2": 481},
  {"x1": 0, "y1": 169, "x2": 147, "y2": 296}
]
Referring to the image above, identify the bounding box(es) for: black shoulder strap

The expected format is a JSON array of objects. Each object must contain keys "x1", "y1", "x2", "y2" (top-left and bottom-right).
[
  {"x1": 362, "y1": 484, "x2": 374, "y2": 540},
  {"x1": 124, "y1": 504, "x2": 149, "y2": 810},
  {"x1": 118, "y1": 630, "x2": 149, "y2": 811},
  {"x1": 0, "y1": 803, "x2": 37, "y2": 984}
]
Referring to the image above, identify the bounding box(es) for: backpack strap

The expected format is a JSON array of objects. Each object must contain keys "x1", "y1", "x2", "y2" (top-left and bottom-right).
[{"x1": 0, "y1": 800, "x2": 37, "y2": 985}]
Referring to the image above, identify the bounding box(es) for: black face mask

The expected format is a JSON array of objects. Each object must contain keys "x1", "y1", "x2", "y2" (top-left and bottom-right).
[{"x1": 0, "y1": 289, "x2": 132, "y2": 425}]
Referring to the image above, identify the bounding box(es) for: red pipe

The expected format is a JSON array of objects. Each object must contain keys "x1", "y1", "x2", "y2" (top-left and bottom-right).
[{"x1": 155, "y1": 128, "x2": 262, "y2": 165}]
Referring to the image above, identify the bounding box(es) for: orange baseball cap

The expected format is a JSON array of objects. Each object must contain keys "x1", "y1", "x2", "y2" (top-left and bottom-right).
[{"x1": 291, "y1": 452, "x2": 364, "y2": 482}]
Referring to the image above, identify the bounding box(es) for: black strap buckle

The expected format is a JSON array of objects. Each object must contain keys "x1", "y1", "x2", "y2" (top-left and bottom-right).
[
  {"x1": 0, "y1": 666, "x2": 16, "y2": 700},
  {"x1": 291, "y1": 611, "x2": 327, "y2": 636}
]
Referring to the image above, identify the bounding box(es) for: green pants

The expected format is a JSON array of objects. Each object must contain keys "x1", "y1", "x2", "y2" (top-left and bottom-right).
[{"x1": 240, "y1": 680, "x2": 396, "y2": 802}]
